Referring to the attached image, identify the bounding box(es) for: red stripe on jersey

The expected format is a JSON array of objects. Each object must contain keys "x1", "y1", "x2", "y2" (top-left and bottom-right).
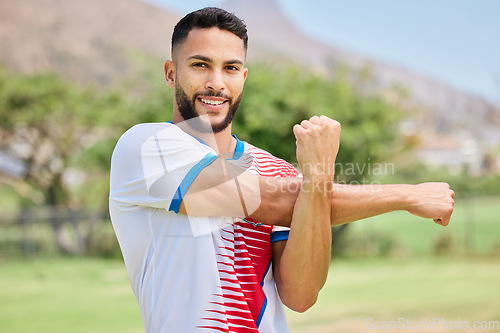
[{"x1": 198, "y1": 142, "x2": 299, "y2": 332}]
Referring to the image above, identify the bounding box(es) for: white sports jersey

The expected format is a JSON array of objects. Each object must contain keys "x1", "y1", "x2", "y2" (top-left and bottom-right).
[{"x1": 109, "y1": 122, "x2": 299, "y2": 332}]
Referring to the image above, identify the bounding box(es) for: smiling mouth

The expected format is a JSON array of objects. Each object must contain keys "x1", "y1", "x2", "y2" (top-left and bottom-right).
[{"x1": 198, "y1": 96, "x2": 228, "y2": 106}]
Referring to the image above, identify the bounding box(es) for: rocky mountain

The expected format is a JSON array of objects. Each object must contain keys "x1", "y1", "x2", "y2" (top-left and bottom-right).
[
  {"x1": 1, "y1": 0, "x2": 499, "y2": 169},
  {"x1": 0, "y1": 0, "x2": 178, "y2": 85}
]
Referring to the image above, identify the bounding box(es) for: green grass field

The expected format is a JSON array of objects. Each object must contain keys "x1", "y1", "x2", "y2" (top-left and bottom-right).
[
  {"x1": 286, "y1": 258, "x2": 500, "y2": 333},
  {"x1": 0, "y1": 258, "x2": 143, "y2": 333},
  {"x1": 0, "y1": 257, "x2": 498, "y2": 333},
  {"x1": 0, "y1": 194, "x2": 498, "y2": 332}
]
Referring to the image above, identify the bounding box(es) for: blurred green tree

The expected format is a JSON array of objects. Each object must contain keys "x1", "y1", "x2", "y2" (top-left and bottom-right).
[
  {"x1": 233, "y1": 63, "x2": 404, "y2": 183},
  {"x1": 0, "y1": 66, "x2": 129, "y2": 253}
]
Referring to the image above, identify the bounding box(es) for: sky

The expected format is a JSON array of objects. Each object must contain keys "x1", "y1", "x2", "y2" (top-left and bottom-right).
[{"x1": 144, "y1": 0, "x2": 500, "y2": 103}]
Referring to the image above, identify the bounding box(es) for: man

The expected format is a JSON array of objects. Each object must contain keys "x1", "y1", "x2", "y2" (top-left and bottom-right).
[{"x1": 109, "y1": 7, "x2": 454, "y2": 333}]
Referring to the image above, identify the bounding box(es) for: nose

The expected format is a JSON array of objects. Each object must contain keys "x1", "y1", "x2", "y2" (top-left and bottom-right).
[{"x1": 205, "y1": 69, "x2": 225, "y2": 92}]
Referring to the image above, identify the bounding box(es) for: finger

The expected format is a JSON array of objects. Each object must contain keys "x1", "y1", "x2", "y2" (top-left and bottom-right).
[
  {"x1": 322, "y1": 117, "x2": 341, "y2": 133},
  {"x1": 319, "y1": 115, "x2": 339, "y2": 128},
  {"x1": 300, "y1": 119, "x2": 317, "y2": 130},
  {"x1": 438, "y1": 216, "x2": 450, "y2": 226},
  {"x1": 293, "y1": 124, "x2": 305, "y2": 139},
  {"x1": 434, "y1": 211, "x2": 451, "y2": 226},
  {"x1": 309, "y1": 115, "x2": 322, "y2": 125}
]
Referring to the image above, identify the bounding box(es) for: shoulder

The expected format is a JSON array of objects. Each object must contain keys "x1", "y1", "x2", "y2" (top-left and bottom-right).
[
  {"x1": 113, "y1": 122, "x2": 196, "y2": 153},
  {"x1": 114, "y1": 123, "x2": 163, "y2": 147},
  {"x1": 116, "y1": 122, "x2": 181, "y2": 144}
]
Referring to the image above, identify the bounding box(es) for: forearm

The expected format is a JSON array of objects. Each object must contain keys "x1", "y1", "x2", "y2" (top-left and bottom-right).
[
  {"x1": 330, "y1": 184, "x2": 411, "y2": 225},
  {"x1": 329, "y1": 182, "x2": 454, "y2": 226},
  {"x1": 182, "y1": 164, "x2": 452, "y2": 227},
  {"x1": 253, "y1": 181, "x2": 411, "y2": 227},
  {"x1": 274, "y1": 180, "x2": 332, "y2": 312}
]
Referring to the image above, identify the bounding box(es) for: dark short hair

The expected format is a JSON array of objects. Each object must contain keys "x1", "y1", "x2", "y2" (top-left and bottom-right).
[{"x1": 171, "y1": 7, "x2": 248, "y2": 55}]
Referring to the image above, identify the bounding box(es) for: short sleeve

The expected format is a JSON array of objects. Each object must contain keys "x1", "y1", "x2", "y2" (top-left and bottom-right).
[
  {"x1": 270, "y1": 225, "x2": 290, "y2": 243},
  {"x1": 109, "y1": 123, "x2": 217, "y2": 212},
  {"x1": 279, "y1": 159, "x2": 300, "y2": 178}
]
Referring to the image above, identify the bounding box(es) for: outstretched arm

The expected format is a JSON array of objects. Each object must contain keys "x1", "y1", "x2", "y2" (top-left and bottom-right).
[
  {"x1": 329, "y1": 182, "x2": 455, "y2": 226},
  {"x1": 179, "y1": 161, "x2": 454, "y2": 227}
]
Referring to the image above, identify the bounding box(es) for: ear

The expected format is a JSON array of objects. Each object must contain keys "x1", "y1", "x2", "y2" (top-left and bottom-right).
[
  {"x1": 243, "y1": 67, "x2": 248, "y2": 82},
  {"x1": 164, "y1": 60, "x2": 176, "y2": 88}
]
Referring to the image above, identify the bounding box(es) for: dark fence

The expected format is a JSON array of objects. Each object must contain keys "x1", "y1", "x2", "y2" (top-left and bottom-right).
[{"x1": 0, "y1": 206, "x2": 118, "y2": 260}]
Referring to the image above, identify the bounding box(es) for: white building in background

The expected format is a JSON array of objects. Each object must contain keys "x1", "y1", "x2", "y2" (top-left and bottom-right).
[{"x1": 417, "y1": 130, "x2": 498, "y2": 176}]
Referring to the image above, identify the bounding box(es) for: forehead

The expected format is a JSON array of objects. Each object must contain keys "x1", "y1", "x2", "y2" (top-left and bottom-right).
[{"x1": 174, "y1": 27, "x2": 246, "y2": 63}]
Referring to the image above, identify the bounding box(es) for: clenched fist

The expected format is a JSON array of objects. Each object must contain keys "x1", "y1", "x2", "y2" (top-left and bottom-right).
[
  {"x1": 293, "y1": 116, "x2": 341, "y2": 182},
  {"x1": 406, "y1": 182, "x2": 455, "y2": 226}
]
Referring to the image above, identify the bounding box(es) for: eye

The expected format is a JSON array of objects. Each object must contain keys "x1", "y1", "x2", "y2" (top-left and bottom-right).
[
  {"x1": 225, "y1": 65, "x2": 240, "y2": 71},
  {"x1": 192, "y1": 62, "x2": 208, "y2": 68}
]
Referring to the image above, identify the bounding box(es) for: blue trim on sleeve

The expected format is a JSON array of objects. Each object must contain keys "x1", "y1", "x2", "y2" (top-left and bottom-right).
[
  {"x1": 270, "y1": 230, "x2": 290, "y2": 243},
  {"x1": 168, "y1": 152, "x2": 218, "y2": 213}
]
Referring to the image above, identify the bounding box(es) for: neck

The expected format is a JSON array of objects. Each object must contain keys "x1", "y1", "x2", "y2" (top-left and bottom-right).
[
  {"x1": 213, "y1": 126, "x2": 237, "y2": 156},
  {"x1": 172, "y1": 113, "x2": 236, "y2": 156}
]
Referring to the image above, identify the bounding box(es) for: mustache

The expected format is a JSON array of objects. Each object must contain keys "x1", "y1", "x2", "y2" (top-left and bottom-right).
[{"x1": 193, "y1": 90, "x2": 232, "y2": 102}]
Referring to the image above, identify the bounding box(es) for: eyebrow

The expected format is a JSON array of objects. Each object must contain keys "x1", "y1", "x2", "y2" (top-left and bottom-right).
[{"x1": 188, "y1": 55, "x2": 244, "y2": 66}]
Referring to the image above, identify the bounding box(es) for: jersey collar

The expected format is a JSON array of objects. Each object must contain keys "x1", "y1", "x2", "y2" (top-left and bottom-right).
[{"x1": 167, "y1": 121, "x2": 244, "y2": 160}]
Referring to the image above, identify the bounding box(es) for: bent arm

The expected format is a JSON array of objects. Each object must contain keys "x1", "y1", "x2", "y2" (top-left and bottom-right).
[
  {"x1": 271, "y1": 116, "x2": 339, "y2": 312},
  {"x1": 272, "y1": 180, "x2": 332, "y2": 312}
]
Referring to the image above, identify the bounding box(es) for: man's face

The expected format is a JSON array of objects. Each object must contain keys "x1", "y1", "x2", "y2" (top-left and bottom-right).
[{"x1": 169, "y1": 27, "x2": 248, "y2": 133}]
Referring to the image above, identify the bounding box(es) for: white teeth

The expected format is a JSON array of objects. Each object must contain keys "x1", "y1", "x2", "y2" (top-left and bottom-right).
[{"x1": 201, "y1": 98, "x2": 224, "y2": 106}]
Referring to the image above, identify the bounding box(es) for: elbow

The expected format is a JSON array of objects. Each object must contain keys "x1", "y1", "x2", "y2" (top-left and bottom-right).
[
  {"x1": 282, "y1": 290, "x2": 319, "y2": 313},
  {"x1": 276, "y1": 271, "x2": 327, "y2": 313},
  {"x1": 256, "y1": 197, "x2": 291, "y2": 226}
]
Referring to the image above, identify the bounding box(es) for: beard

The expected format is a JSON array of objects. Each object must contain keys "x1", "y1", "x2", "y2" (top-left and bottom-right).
[{"x1": 175, "y1": 81, "x2": 242, "y2": 134}]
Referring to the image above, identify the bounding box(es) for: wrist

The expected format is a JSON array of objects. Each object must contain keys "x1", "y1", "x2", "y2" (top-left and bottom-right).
[
  {"x1": 395, "y1": 184, "x2": 415, "y2": 211},
  {"x1": 301, "y1": 174, "x2": 334, "y2": 197}
]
